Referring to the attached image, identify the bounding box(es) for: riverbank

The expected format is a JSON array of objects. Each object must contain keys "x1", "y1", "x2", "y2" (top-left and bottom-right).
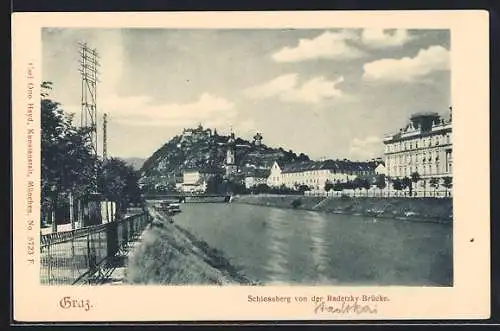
[
  {"x1": 232, "y1": 195, "x2": 453, "y2": 224},
  {"x1": 126, "y1": 207, "x2": 255, "y2": 285}
]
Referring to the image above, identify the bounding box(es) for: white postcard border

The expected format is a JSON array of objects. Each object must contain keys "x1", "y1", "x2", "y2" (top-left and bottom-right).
[{"x1": 11, "y1": 10, "x2": 490, "y2": 322}]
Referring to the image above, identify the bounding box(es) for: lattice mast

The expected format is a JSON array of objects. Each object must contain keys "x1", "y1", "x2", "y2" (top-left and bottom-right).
[
  {"x1": 78, "y1": 42, "x2": 100, "y2": 192},
  {"x1": 103, "y1": 113, "x2": 108, "y2": 161},
  {"x1": 78, "y1": 42, "x2": 100, "y2": 158}
]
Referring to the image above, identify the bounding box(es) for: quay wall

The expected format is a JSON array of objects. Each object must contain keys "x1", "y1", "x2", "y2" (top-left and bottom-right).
[{"x1": 231, "y1": 194, "x2": 453, "y2": 224}]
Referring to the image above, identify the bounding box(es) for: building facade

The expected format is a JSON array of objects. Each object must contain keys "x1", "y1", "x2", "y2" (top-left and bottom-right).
[
  {"x1": 383, "y1": 109, "x2": 452, "y2": 185},
  {"x1": 244, "y1": 168, "x2": 270, "y2": 189},
  {"x1": 182, "y1": 168, "x2": 222, "y2": 193},
  {"x1": 375, "y1": 163, "x2": 386, "y2": 175},
  {"x1": 244, "y1": 176, "x2": 268, "y2": 189},
  {"x1": 267, "y1": 160, "x2": 378, "y2": 191}
]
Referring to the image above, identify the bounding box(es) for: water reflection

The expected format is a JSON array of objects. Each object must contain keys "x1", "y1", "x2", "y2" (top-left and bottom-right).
[
  {"x1": 263, "y1": 208, "x2": 291, "y2": 284},
  {"x1": 174, "y1": 203, "x2": 452, "y2": 286},
  {"x1": 306, "y1": 211, "x2": 333, "y2": 284}
]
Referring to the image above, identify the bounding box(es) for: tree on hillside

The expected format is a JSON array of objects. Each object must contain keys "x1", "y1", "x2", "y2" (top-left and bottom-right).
[{"x1": 297, "y1": 153, "x2": 309, "y2": 161}]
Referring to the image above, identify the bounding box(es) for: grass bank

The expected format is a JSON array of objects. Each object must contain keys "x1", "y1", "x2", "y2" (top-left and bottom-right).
[
  {"x1": 232, "y1": 195, "x2": 453, "y2": 224},
  {"x1": 126, "y1": 208, "x2": 255, "y2": 285}
]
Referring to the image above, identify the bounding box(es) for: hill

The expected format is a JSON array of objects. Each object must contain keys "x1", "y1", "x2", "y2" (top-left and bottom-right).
[
  {"x1": 122, "y1": 157, "x2": 146, "y2": 171},
  {"x1": 140, "y1": 125, "x2": 310, "y2": 186}
]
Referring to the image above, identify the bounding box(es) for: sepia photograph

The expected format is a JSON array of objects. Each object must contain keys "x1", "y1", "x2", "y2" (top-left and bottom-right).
[
  {"x1": 40, "y1": 27, "x2": 453, "y2": 287},
  {"x1": 12, "y1": 11, "x2": 489, "y2": 321}
]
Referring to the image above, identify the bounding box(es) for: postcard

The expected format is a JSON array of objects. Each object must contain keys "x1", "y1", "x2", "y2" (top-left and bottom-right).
[{"x1": 12, "y1": 10, "x2": 490, "y2": 322}]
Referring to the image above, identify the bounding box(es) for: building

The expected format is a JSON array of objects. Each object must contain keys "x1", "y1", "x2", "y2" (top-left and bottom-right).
[
  {"x1": 383, "y1": 108, "x2": 452, "y2": 197},
  {"x1": 244, "y1": 168, "x2": 270, "y2": 189},
  {"x1": 182, "y1": 168, "x2": 222, "y2": 193},
  {"x1": 383, "y1": 109, "x2": 452, "y2": 188},
  {"x1": 267, "y1": 159, "x2": 377, "y2": 191},
  {"x1": 182, "y1": 124, "x2": 212, "y2": 138},
  {"x1": 375, "y1": 163, "x2": 386, "y2": 175}
]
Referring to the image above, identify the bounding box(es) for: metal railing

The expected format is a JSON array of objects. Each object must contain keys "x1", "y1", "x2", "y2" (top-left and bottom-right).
[{"x1": 40, "y1": 212, "x2": 150, "y2": 285}]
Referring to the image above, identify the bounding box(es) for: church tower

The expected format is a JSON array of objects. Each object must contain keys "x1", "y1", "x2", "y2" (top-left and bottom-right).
[{"x1": 225, "y1": 129, "x2": 237, "y2": 176}]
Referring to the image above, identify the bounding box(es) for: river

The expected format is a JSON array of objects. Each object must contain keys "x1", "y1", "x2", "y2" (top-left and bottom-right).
[{"x1": 171, "y1": 203, "x2": 452, "y2": 286}]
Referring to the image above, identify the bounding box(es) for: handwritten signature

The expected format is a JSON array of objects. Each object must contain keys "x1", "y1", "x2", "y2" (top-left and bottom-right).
[{"x1": 314, "y1": 301, "x2": 378, "y2": 315}]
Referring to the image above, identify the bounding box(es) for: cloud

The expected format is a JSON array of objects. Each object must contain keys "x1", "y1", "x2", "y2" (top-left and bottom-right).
[
  {"x1": 348, "y1": 136, "x2": 383, "y2": 161},
  {"x1": 281, "y1": 76, "x2": 344, "y2": 103},
  {"x1": 244, "y1": 74, "x2": 297, "y2": 99},
  {"x1": 64, "y1": 92, "x2": 236, "y2": 128},
  {"x1": 362, "y1": 45, "x2": 450, "y2": 83},
  {"x1": 270, "y1": 29, "x2": 414, "y2": 63},
  {"x1": 244, "y1": 74, "x2": 345, "y2": 104},
  {"x1": 361, "y1": 29, "x2": 414, "y2": 48},
  {"x1": 271, "y1": 30, "x2": 364, "y2": 63}
]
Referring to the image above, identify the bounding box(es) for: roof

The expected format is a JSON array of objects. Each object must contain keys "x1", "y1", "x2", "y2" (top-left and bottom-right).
[
  {"x1": 280, "y1": 160, "x2": 377, "y2": 174},
  {"x1": 245, "y1": 168, "x2": 271, "y2": 178},
  {"x1": 410, "y1": 111, "x2": 440, "y2": 119}
]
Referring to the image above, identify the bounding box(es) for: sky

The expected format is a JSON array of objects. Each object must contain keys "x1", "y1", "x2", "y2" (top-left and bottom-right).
[{"x1": 42, "y1": 28, "x2": 450, "y2": 161}]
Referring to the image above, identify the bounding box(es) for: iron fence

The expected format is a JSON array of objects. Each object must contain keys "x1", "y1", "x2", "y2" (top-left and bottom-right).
[{"x1": 40, "y1": 212, "x2": 150, "y2": 285}]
